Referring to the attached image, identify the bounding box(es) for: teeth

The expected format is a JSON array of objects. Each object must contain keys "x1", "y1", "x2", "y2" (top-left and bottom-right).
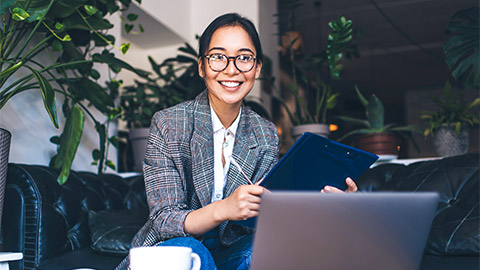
[{"x1": 220, "y1": 81, "x2": 240, "y2": 87}]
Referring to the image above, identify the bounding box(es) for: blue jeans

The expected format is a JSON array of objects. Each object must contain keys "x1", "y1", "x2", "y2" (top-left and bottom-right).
[{"x1": 158, "y1": 229, "x2": 253, "y2": 270}]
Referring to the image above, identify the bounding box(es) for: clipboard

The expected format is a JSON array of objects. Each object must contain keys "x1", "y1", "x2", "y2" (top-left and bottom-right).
[
  {"x1": 233, "y1": 132, "x2": 379, "y2": 228},
  {"x1": 261, "y1": 132, "x2": 379, "y2": 191}
]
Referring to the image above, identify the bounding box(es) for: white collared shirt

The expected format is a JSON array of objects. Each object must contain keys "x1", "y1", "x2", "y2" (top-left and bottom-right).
[{"x1": 210, "y1": 105, "x2": 241, "y2": 203}]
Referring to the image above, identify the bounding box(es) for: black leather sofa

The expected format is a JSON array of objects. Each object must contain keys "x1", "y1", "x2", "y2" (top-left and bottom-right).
[
  {"x1": 2, "y1": 153, "x2": 479, "y2": 270},
  {"x1": 2, "y1": 164, "x2": 148, "y2": 270}
]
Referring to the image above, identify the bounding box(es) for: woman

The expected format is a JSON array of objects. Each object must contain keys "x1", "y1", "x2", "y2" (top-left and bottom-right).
[{"x1": 118, "y1": 13, "x2": 357, "y2": 270}]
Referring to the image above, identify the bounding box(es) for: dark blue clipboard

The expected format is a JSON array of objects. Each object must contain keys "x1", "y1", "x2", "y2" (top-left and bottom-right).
[
  {"x1": 234, "y1": 132, "x2": 379, "y2": 228},
  {"x1": 261, "y1": 132, "x2": 379, "y2": 191}
]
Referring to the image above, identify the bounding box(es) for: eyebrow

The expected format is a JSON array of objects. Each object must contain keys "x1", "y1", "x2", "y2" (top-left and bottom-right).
[{"x1": 207, "y1": 47, "x2": 255, "y2": 54}]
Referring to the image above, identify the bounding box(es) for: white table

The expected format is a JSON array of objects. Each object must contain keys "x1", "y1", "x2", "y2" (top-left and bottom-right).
[{"x1": 0, "y1": 252, "x2": 23, "y2": 270}]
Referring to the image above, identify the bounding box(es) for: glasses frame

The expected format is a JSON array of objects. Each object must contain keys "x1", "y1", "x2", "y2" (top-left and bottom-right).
[{"x1": 204, "y1": 53, "x2": 257, "y2": 73}]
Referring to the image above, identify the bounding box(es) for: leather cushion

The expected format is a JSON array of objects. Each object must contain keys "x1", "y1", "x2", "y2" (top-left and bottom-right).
[
  {"x1": 88, "y1": 209, "x2": 148, "y2": 256},
  {"x1": 388, "y1": 154, "x2": 479, "y2": 256}
]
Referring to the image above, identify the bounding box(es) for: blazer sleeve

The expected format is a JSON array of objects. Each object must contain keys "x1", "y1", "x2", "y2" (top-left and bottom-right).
[{"x1": 143, "y1": 112, "x2": 193, "y2": 240}]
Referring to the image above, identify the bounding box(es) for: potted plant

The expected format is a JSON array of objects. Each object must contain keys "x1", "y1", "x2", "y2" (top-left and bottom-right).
[
  {"x1": 420, "y1": 81, "x2": 479, "y2": 157},
  {"x1": 338, "y1": 87, "x2": 422, "y2": 160},
  {"x1": 1, "y1": 0, "x2": 147, "y2": 184},
  {"x1": 419, "y1": 7, "x2": 479, "y2": 157},
  {"x1": 120, "y1": 42, "x2": 204, "y2": 171},
  {"x1": 276, "y1": 14, "x2": 358, "y2": 140}
]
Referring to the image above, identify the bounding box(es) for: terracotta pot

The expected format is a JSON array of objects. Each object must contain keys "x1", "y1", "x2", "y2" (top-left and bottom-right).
[
  {"x1": 355, "y1": 132, "x2": 399, "y2": 160},
  {"x1": 128, "y1": 128, "x2": 150, "y2": 172},
  {"x1": 291, "y1": 124, "x2": 330, "y2": 141}
]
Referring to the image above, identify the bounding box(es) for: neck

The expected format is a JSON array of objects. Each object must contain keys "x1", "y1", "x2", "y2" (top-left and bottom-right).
[{"x1": 209, "y1": 99, "x2": 241, "y2": 128}]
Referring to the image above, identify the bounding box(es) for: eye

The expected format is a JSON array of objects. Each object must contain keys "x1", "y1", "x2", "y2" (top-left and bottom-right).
[
  {"x1": 209, "y1": 54, "x2": 226, "y2": 61},
  {"x1": 237, "y1": 54, "x2": 254, "y2": 62}
]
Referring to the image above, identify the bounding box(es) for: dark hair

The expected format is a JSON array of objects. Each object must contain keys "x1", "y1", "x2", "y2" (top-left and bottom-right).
[{"x1": 198, "y1": 13, "x2": 263, "y2": 63}]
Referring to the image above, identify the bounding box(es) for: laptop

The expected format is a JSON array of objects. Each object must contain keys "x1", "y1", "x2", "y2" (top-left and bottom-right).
[{"x1": 250, "y1": 192, "x2": 439, "y2": 270}]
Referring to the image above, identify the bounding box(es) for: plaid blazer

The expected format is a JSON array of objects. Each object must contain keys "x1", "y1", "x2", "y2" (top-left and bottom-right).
[{"x1": 116, "y1": 90, "x2": 279, "y2": 269}]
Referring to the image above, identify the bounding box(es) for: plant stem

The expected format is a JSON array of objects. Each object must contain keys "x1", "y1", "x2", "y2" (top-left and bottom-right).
[{"x1": 13, "y1": 0, "x2": 55, "y2": 62}]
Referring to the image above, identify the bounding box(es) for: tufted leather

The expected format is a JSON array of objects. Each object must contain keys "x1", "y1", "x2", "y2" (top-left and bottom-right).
[
  {"x1": 356, "y1": 153, "x2": 480, "y2": 269},
  {"x1": 2, "y1": 164, "x2": 147, "y2": 270}
]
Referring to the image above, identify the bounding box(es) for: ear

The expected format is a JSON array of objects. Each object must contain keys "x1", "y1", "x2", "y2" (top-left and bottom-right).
[
  {"x1": 254, "y1": 60, "x2": 263, "y2": 79},
  {"x1": 198, "y1": 58, "x2": 204, "y2": 78}
]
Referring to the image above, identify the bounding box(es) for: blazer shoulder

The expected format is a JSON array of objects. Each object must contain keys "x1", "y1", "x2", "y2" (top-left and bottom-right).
[
  {"x1": 150, "y1": 100, "x2": 195, "y2": 139},
  {"x1": 244, "y1": 107, "x2": 278, "y2": 140}
]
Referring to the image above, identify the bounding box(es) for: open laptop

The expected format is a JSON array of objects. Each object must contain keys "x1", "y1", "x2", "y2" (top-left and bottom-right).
[{"x1": 250, "y1": 192, "x2": 439, "y2": 270}]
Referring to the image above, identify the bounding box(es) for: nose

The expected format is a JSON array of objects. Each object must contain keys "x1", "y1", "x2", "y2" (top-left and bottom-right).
[{"x1": 223, "y1": 57, "x2": 240, "y2": 74}]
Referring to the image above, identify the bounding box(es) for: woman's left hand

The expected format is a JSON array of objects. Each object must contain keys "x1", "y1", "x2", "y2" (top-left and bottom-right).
[{"x1": 321, "y1": 177, "x2": 358, "y2": 193}]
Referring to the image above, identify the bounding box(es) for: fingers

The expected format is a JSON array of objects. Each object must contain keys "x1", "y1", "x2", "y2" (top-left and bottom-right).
[
  {"x1": 321, "y1": 178, "x2": 358, "y2": 193},
  {"x1": 345, "y1": 177, "x2": 358, "y2": 192}
]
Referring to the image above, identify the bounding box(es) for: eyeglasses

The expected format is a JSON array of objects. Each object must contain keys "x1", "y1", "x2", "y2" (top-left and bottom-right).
[{"x1": 204, "y1": 53, "x2": 257, "y2": 72}]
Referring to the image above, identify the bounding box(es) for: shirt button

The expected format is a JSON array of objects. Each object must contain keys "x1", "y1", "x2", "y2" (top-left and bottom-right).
[{"x1": 216, "y1": 194, "x2": 221, "y2": 199}]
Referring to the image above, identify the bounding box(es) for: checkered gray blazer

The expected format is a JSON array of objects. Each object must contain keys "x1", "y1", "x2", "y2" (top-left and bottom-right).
[{"x1": 116, "y1": 90, "x2": 279, "y2": 269}]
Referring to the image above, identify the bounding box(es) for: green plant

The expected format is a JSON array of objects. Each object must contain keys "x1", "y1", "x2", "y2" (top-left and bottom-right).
[
  {"x1": 276, "y1": 14, "x2": 358, "y2": 125},
  {"x1": 338, "y1": 87, "x2": 422, "y2": 149},
  {"x1": 420, "y1": 81, "x2": 479, "y2": 137},
  {"x1": 443, "y1": 7, "x2": 479, "y2": 90},
  {"x1": 1, "y1": 0, "x2": 148, "y2": 184},
  {"x1": 121, "y1": 42, "x2": 204, "y2": 128}
]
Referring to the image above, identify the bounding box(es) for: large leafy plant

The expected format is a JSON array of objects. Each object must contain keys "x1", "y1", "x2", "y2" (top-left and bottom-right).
[
  {"x1": 443, "y1": 7, "x2": 479, "y2": 90},
  {"x1": 0, "y1": 0, "x2": 148, "y2": 184},
  {"x1": 421, "y1": 81, "x2": 479, "y2": 137},
  {"x1": 338, "y1": 87, "x2": 422, "y2": 150},
  {"x1": 121, "y1": 42, "x2": 204, "y2": 128},
  {"x1": 277, "y1": 14, "x2": 358, "y2": 125}
]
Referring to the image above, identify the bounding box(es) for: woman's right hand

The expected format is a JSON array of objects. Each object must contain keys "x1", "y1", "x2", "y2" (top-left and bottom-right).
[{"x1": 218, "y1": 184, "x2": 266, "y2": 221}]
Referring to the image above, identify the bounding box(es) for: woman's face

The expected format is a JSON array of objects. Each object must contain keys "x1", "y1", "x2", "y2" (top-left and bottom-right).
[{"x1": 199, "y1": 25, "x2": 262, "y2": 109}]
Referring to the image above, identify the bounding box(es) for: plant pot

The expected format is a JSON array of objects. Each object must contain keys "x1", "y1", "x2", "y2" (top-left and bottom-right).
[
  {"x1": 291, "y1": 124, "x2": 330, "y2": 141},
  {"x1": 355, "y1": 132, "x2": 399, "y2": 161},
  {"x1": 128, "y1": 128, "x2": 150, "y2": 172},
  {"x1": 433, "y1": 124, "x2": 469, "y2": 157},
  {"x1": 0, "y1": 128, "x2": 11, "y2": 246}
]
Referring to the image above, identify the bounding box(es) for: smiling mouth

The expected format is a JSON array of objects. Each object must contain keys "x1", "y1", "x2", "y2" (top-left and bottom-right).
[{"x1": 219, "y1": 81, "x2": 242, "y2": 88}]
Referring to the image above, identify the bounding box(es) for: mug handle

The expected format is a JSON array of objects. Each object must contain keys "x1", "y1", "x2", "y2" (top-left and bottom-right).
[{"x1": 191, "y1": 253, "x2": 201, "y2": 270}]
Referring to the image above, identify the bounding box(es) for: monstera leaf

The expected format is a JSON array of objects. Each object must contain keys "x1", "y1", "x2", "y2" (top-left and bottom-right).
[{"x1": 443, "y1": 7, "x2": 479, "y2": 89}]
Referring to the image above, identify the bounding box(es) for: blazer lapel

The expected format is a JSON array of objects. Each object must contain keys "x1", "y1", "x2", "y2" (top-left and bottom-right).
[
  {"x1": 190, "y1": 91, "x2": 215, "y2": 207},
  {"x1": 224, "y1": 107, "x2": 259, "y2": 198}
]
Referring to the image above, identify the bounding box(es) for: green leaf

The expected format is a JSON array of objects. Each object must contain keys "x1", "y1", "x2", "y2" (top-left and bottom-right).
[
  {"x1": 0, "y1": 61, "x2": 23, "y2": 80},
  {"x1": 121, "y1": 43, "x2": 130, "y2": 54},
  {"x1": 26, "y1": 67, "x2": 59, "y2": 128},
  {"x1": 53, "y1": 105, "x2": 85, "y2": 185},
  {"x1": 49, "y1": 136, "x2": 61, "y2": 145},
  {"x1": 92, "y1": 149, "x2": 101, "y2": 160},
  {"x1": 124, "y1": 23, "x2": 134, "y2": 34},
  {"x1": 90, "y1": 69, "x2": 100, "y2": 80},
  {"x1": 366, "y1": 95, "x2": 384, "y2": 130},
  {"x1": 106, "y1": 160, "x2": 116, "y2": 170},
  {"x1": 84, "y1": 5, "x2": 97, "y2": 16},
  {"x1": 62, "y1": 12, "x2": 114, "y2": 31},
  {"x1": 55, "y1": 22, "x2": 65, "y2": 31},
  {"x1": 443, "y1": 7, "x2": 479, "y2": 89},
  {"x1": 93, "y1": 50, "x2": 150, "y2": 77},
  {"x1": 354, "y1": 86, "x2": 369, "y2": 107},
  {"x1": 61, "y1": 34, "x2": 72, "y2": 41},
  {"x1": 0, "y1": 0, "x2": 15, "y2": 15},
  {"x1": 49, "y1": 0, "x2": 88, "y2": 18},
  {"x1": 127, "y1": 13, "x2": 138, "y2": 21},
  {"x1": 11, "y1": 7, "x2": 30, "y2": 21},
  {"x1": 139, "y1": 24, "x2": 144, "y2": 33}
]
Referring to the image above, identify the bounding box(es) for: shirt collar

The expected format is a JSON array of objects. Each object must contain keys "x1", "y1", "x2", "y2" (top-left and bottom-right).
[{"x1": 210, "y1": 105, "x2": 241, "y2": 136}]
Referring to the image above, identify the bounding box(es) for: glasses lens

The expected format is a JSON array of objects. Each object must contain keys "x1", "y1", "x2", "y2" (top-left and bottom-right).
[
  {"x1": 235, "y1": 54, "x2": 255, "y2": 72},
  {"x1": 208, "y1": 54, "x2": 227, "y2": 71}
]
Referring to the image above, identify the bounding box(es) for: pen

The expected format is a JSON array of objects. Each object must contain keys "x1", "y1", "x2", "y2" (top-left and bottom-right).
[{"x1": 229, "y1": 156, "x2": 254, "y2": 185}]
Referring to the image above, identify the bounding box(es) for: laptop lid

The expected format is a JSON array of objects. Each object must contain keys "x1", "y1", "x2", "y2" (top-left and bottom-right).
[{"x1": 251, "y1": 192, "x2": 439, "y2": 270}]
